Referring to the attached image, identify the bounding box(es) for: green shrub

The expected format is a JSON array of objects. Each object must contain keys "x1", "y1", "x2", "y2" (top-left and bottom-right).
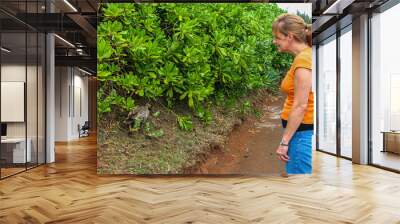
[
  {"x1": 98, "y1": 3, "x2": 292, "y2": 121},
  {"x1": 176, "y1": 115, "x2": 193, "y2": 131}
]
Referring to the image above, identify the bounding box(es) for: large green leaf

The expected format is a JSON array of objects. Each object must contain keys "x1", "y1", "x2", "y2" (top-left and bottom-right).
[{"x1": 97, "y1": 38, "x2": 113, "y2": 62}]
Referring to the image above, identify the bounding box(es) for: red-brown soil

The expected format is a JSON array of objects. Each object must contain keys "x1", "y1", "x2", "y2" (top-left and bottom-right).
[{"x1": 193, "y1": 97, "x2": 285, "y2": 174}]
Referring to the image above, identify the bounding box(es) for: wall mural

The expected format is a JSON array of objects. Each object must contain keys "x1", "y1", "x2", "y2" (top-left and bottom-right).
[{"x1": 97, "y1": 3, "x2": 312, "y2": 175}]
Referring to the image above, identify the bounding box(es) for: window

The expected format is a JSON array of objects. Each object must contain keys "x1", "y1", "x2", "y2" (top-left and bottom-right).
[
  {"x1": 0, "y1": 1, "x2": 46, "y2": 179},
  {"x1": 370, "y1": 2, "x2": 400, "y2": 171},
  {"x1": 339, "y1": 26, "x2": 352, "y2": 158},
  {"x1": 317, "y1": 35, "x2": 337, "y2": 155}
]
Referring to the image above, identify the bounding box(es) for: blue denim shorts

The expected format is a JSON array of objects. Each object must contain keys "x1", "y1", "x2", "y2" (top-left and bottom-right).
[{"x1": 285, "y1": 130, "x2": 314, "y2": 174}]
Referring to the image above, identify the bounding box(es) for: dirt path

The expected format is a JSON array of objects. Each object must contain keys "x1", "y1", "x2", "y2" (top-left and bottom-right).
[{"x1": 195, "y1": 96, "x2": 285, "y2": 174}]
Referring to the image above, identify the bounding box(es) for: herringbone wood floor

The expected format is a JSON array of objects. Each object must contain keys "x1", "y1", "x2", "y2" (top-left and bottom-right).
[{"x1": 1, "y1": 136, "x2": 400, "y2": 224}]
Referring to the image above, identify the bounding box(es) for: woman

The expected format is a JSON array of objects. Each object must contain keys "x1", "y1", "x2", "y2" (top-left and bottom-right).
[{"x1": 272, "y1": 14, "x2": 314, "y2": 175}]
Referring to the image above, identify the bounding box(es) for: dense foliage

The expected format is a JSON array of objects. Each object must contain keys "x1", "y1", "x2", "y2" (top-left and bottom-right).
[{"x1": 97, "y1": 3, "x2": 292, "y2": 123}]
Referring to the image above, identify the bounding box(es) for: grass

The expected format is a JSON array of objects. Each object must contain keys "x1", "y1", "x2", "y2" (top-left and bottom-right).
[{"x1": 97, "y1": 89, "x2": 277, "y2": 174}]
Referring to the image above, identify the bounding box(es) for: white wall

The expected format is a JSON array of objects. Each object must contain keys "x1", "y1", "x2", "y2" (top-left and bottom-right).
[
  {"x1": 1, "y1": 65, "x2": 27, "y2": 138},
  {"x1": 55, "y1": 67, "x2": 89, "y2": 141},
  {"x1": 55, "y1": 66, "x2": 70, "y2": 141},
  {"x1": 1, "y1": 65, "x2": 25, "y2": 81}
]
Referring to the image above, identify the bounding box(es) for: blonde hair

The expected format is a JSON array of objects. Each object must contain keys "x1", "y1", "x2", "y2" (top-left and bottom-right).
[{"x1": 272, "y1": 13, "x2": 312, "y2": 47}]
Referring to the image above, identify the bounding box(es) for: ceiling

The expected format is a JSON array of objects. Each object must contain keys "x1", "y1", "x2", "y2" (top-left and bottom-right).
[
  {"x1": 311, "y1": 0, "x2": 391, "y2": 43},
  {"x1": 0, "y1": 0, "x2": 97, "y2": 73}
]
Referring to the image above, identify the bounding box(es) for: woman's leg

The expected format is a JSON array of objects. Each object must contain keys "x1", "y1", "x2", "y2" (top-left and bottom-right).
[{"x1": 285, "y1": 130, "x2": 313, "y2": 174}]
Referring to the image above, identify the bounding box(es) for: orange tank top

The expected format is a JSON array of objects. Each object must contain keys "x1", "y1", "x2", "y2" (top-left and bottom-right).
[{"x1": 280, "y1": 47, "x2": 313, "y2": 124}]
